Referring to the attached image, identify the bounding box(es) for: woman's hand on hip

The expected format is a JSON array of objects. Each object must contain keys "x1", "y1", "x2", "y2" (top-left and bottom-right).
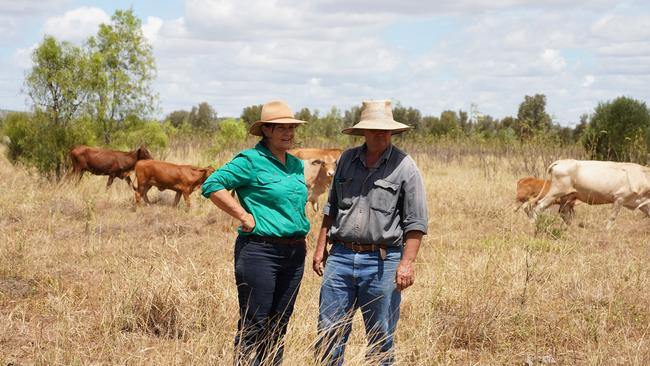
[{"x1": 240, "y1": 213, "x2": 255, "y2": 232}]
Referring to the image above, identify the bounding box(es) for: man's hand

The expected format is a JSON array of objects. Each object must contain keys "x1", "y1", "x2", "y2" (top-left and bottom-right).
[
  {"x1": 312, "y1": 247, "x2": 328, "y2": 276},
  {"x1": 395, "y1": 259, "x2": 415, "y2": 291}
]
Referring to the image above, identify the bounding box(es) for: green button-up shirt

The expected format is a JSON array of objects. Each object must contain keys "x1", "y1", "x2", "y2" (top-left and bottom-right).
[{"x1": 202, "y1": 143, "x2": 310, "y2": 237}]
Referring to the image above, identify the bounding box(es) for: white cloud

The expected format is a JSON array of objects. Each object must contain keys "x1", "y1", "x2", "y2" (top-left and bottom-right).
[
  {"x1": 142, "y1": 16, "x2": 164, "y2": 44},
  {"x1": 582, "y1": 75, "x2": 595, "y2": 87},
  {"x1": 12, "y1": 45, "x2": 36, "y2": 69},
  {"x1": 42, "y1": 7, "x2": 110, "y2": 43},
  {"x1": 0, "y1": 0, "x2": 71, "y2": 16},
  {"x1": 541, "y1": 49, "x2": 567, "y2": 72}
]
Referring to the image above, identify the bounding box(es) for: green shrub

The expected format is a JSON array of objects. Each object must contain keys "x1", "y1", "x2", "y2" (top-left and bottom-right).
[
  {"x1": 2, "y1": 112, "x2": 95, "y2": 178},
  {"x1": 111, "y1": 118, "x2": 168, "y2": 152},
  {"x1": 214, "y1": 118, "x2": 247, "y2": 149}
]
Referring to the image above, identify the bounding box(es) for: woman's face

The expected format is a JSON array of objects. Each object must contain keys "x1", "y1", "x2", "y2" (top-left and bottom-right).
[{"x1": 262, "y1": 123, "x2": 298, "y2": 152}]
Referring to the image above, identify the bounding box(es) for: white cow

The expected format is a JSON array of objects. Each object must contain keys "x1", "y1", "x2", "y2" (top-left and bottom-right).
[{"x1": 530, "y1": 159, "x2": 650, "y2": 229}]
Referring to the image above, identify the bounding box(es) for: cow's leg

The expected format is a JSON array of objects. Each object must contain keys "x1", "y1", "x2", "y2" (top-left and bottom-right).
[
  {"x1": 75, "y1": 170, "x2": 85, "y2": 185},
  {"x1": 513, "y1": 200, "x2": 525, "y2": 213},
  {"x1": 182, "y1": 191, "x2": 191, "y2": 211},
  {"x1": 106, "y1": 176, "x2": 115, "y2": 188},
  {"x1": 124, "y1": 175, "x2": 133, "y2": 189},
  {"x1": 638, "y1": 204, "x2": 650, "y2": 217},
  {"x1": 173, "y1": 191, "x2": 182, "y2": 207},
  {"x1": 142, "y1": 185, "x2": 152, "y2": 205},
  {"x1": 606, "y1": 199, "x2": 623, "y2": 230},
  {"x1": 559, "y1": 197, "x2": 576, "y2": 225},
  {"x1": 531, "y1": 175, "x2": 573, "y2": 221}
]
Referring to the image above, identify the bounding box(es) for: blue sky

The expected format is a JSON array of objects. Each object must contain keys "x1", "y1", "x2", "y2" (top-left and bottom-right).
[{"x1": 1, "y1": 0, "x2": 649, "y2": 126}]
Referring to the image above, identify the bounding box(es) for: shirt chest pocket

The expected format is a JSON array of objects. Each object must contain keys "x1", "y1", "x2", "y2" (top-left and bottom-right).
[
  {"x1": 256, "y1": 174, "x2": 282, "y2": 189},
  {"x1": 370, "y1": 179, "x2": 400, "y2": 214},
  {"x1": 335, "y1": 178, "x2": 353, "y2": 209}
]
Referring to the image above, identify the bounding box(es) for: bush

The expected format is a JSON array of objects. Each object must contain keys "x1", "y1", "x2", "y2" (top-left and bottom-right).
[
  {"x1": 111, "y1": 118, "x2": 168, "y2": 153},
  {"x1": 2, "y1": 112, "x2": 95, "y2": 178},
  {"x1": 213, "y1": 118, "x2": 247, "y2": 149}
]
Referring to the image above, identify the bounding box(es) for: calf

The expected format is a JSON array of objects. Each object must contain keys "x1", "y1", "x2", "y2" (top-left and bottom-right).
[
  {"x1": 133, "y1": 160, "x2": 215, "y2": 210},
  {"x1": 289, "y1": 148, "x2": 343, "y2": 211},
  {"x1": 515, "y1": 176, "x2": 577, "y2": 223},
  {"x1": 69, "y1": 145, "x2": 152, "y2": 188}
]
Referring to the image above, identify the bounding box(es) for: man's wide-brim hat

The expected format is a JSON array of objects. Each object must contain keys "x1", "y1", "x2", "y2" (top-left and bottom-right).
[
  {"x1": 342, "y1": 99, "x2": 411, "y2": 136},
  {"x1": 249, "y1": 100, "x2": 306, "y2": 136}
]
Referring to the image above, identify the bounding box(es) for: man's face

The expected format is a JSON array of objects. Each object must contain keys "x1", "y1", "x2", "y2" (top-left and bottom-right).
[{"x1": 363, "y1": 129, "x2": 392, "y2": 151}]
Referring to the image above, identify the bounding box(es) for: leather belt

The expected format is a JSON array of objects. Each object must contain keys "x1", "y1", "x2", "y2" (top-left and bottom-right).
[
  {"x1": 249, "y1": 235, "x2": 306, "y2": 245},
  {"x1": 338, "y1": 241, "x2": 387, "y2": 253}
]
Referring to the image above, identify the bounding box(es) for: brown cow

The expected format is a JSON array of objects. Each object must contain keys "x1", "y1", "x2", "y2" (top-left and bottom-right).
[
  {"x1": 288, "y1": 148, "x2": 343, "y2": 211},
  {"x1": 69, "y1": 145, "x2": 152, "y2": 188},
  {"x1": 133, "y1": 160, "x2": 215, "y2": 210},
  {"x1": 515, "y1": 176, "x2": 576, "y2": 223}
]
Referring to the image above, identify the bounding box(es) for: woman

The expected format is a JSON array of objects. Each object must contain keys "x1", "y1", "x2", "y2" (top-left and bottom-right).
[{"x1": 202, "y1": 100, "x2": 309, "y2": 365}]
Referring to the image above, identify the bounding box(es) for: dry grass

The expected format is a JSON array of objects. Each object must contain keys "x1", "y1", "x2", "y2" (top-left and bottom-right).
[{"x1": 1, "y1": 142, "x2": 650, "y2": 365}]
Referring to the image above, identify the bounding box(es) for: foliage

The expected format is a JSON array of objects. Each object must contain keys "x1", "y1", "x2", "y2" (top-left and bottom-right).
[
  {"x1": 189, "y1": 102, "x2": 218, "y2": 132},
  {"x1": 86, "y1": 9, "x2": 158, "y2": 144},
  {"x1": 582, "y1": 96, "x2": 650, "y2": 163},
  {"x1": 111, "y1": 117, "x2": 168, "y2": 152},
  {"x1": 514, "y1": 94, "x2": 552, "y2": 140},
  {"x1": 240, "y1": 104, "x2": 263, "y2": 128},
  {"x1": 2, "y1": 112, "x2": 95, "y2": 177},
  {"x1": 213, "y1": 118, "x2": 247, "y2": 149},
  {"x1": 25, "y1": 36, "x2": 90, "y2": 127}
]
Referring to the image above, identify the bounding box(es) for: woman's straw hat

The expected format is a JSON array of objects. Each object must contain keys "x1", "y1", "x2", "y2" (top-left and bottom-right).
[
  {"x1": 342, "y1": 100, "x2": 411, "y2": 136},
  {"x1": 249, "y1": 100, "x2": 307, "y2": 136}
]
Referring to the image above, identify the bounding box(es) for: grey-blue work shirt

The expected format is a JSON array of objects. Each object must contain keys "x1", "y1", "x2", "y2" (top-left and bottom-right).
[{"x1": 323, "y1": 143, "x2": 428, "y2": 247}]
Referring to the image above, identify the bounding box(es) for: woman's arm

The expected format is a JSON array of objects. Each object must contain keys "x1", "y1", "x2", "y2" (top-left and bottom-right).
[{"x1": 209, "y1": 189, "x2": 255, "y2": 232}]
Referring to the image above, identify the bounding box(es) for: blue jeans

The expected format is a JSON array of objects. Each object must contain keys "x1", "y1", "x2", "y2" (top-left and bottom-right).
[
  {"x1": 234, "y1": 235, "x2": 306, "y2": 366},
  {"x1": 316, "y1": 244, "x2": 402, "y2": 366}
]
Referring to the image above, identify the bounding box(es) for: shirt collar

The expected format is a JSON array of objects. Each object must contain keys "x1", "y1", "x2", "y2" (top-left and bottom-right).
[
  {"x1": 356, "y1": 143, "x2": 393, "y2": 168},
  {"x1": 255, "y1": 142, "x2": 295, "y2": 169}
]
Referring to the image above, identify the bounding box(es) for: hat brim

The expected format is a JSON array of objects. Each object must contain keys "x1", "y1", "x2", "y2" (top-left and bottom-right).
[
  {"x1": 342, "y1": 119, "x2": 411, "y2": 136},
  {"x1": 249, "y1": 118, "x2": 306, "y2": 136}
]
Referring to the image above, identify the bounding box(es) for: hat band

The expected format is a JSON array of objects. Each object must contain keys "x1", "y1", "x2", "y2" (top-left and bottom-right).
[{"x1": 264, "y1": 115, "x2": 295, "y2": 122}]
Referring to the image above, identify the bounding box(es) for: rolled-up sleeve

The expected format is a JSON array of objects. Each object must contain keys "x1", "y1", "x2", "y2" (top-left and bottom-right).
[
  {"x1": 401, "y1": 160, "x2": 428, "y2": 234},
  {"x1": 201, "y1": 154, "x2": 252, "y2": 198}
]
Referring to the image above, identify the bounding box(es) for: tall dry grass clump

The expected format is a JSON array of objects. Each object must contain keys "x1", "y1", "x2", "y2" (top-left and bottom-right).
[{"x1": 1, "y1": 142, "x2": 650, "y2": 365}]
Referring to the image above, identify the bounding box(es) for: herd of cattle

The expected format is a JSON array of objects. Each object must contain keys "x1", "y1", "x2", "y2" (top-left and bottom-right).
[
  {"x1": 68, "y1": 145, "x2": 650, "y2": 229},
  {"x1": 68, "y1": 145, "x2": 342, "y2": 211}
]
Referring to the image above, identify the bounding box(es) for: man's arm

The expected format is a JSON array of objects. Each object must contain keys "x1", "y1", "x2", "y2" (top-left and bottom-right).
[
  {"x1": 395, "y1": 230, "x2": 424, "y2": 291},
  {"x1": 312, "y1": 215, "x2": 333, "y2": 276}
]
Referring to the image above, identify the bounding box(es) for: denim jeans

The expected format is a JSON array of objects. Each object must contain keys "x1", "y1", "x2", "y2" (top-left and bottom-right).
[
  {"x1": 234, "y1": 235, "x2": 306, "y2": 366},
  {"x1": 316, "y1": 244, "x2": 402, "y2": 366}
]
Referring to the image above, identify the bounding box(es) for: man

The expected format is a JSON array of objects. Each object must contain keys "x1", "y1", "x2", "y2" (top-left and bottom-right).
[{"x1": 312, "y1": 100, "x2": 429, "y2": 365}]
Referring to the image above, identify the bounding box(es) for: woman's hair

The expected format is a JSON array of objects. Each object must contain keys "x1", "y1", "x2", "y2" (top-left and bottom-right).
[{"x1": 260, "y1": 123, "x2": 276, "y2": 143}]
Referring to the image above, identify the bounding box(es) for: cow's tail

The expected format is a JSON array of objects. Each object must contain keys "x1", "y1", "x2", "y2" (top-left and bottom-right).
[{"x1": 530, "y1": 161, "x2": 559, "y2": 208}]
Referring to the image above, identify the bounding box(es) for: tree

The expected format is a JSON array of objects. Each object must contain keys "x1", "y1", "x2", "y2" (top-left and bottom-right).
[
  {"x1": 86, "y1": 9, "x2": 158, "y2": 144},
  {"x1": 189, "y1": 102, "x2": 217, "y2": 131},
  {"x1": 514, "y1": 94, "x2": 552, "y2": 140},
  {"x1": 165, "y1": 110, "x2": 190, "y2": 128},
  {"x1": 582, "y1": 96, "x2": 650, "y2": 163},
  {"x1": 392, "y1": 103, "x2": 422, "y2": 130},
  {"x1": 20, "y1": 36, "x2": 95, "y2": 177},
  {"x1": 240, "y1": 104, "x2": 263, "y2": 127},
  {"x1": 343, "y1": 105, "x2": 361, "y2": 128},
  {"x1": 25, "y1": 36, "x2": 89, "y2": 127}
]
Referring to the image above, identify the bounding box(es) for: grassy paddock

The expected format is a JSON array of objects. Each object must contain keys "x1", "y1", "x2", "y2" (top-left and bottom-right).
[{"x1": 1, "y1": 141, "x2": 649, "y2": 365}]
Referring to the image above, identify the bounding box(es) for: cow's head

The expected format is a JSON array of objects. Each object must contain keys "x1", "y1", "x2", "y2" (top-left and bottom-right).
[
  {"x1": 137, "y1": 145, "x2": 153, "y2": 160},
  {"x1": 200, "y1": 166, "x2": 216, "y2": 182}
]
